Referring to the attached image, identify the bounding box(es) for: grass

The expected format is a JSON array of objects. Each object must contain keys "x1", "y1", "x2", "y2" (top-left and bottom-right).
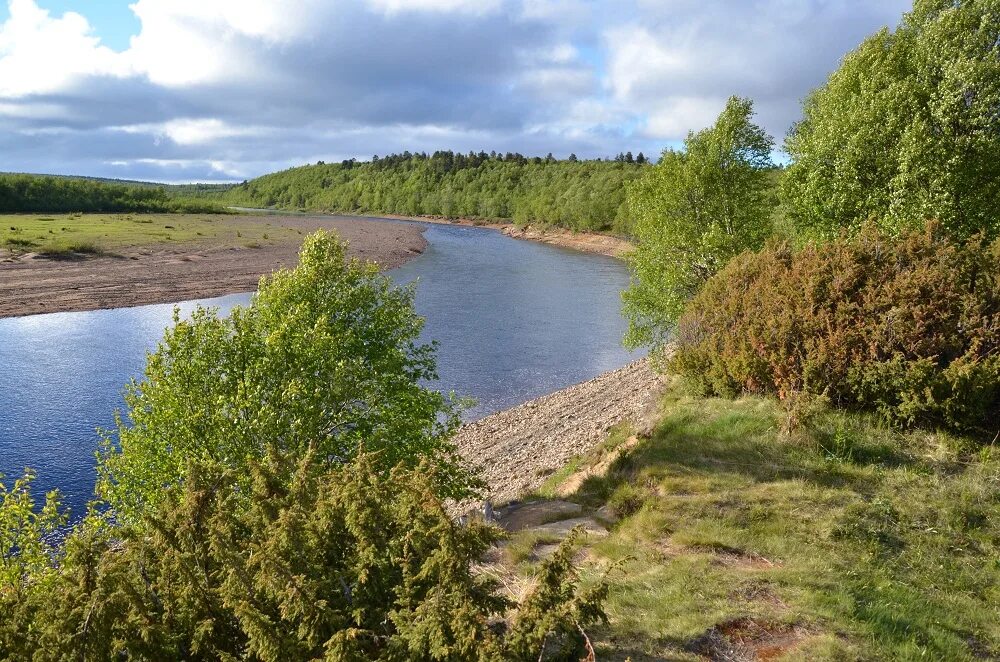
[
  {"x1": 0, "y1": 213, "x2": 282, "y2": 256},
  {"x1": 524, "y1": 381, "x2": 1000, "y2": 660}
]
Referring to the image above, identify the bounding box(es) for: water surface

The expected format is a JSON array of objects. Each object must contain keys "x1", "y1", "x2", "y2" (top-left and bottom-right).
[{"x1": 0, "y1": 221, "x2": 638, "y2": 514}]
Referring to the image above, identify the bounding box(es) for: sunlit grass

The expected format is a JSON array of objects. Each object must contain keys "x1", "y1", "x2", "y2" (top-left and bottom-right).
[
  {"x1": 0, "y1": 213, "x2": 280, "y2": 255},
  {"x1": 533, "y1": 385, "x2": 1000, "y2": 660}
]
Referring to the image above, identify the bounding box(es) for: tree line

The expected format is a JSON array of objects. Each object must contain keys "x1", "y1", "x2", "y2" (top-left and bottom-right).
[
  {"x1": 0, "y1": 174, "x2": 223, "y2": 214},
  {"x1": 220, "y1": 151, "x2": 648, "y2": 234}
]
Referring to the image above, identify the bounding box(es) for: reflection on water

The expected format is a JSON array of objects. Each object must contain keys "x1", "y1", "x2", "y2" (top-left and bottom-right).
[{"x1": 0, "y1": 222, "x2": 639, "y2": 515}]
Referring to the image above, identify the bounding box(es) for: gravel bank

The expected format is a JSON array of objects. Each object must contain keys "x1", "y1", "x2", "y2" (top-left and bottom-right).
[
  {"x1": 0, "y1": 215, "x2": 426, "y2": 318},
  {"x1": 453, "y1": 358, "x2": 662, "y2": 505}
]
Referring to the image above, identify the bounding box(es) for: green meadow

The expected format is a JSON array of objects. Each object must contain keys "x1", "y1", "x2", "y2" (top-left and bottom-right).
[
  {"x1": 515, "y1": 383, "x2": 1000, "y2": 660},
  {"x1": 0, "y1": 213, "x2": 282, "y2": 256}
]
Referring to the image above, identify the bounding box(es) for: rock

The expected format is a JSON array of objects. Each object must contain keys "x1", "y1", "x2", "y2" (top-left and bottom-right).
[
  {"x1": 499, "y1": 500, "x2": 583, "y2": 532},
  {"x1": 533, "y1": 517, "x2": 608, "y2": 538}
]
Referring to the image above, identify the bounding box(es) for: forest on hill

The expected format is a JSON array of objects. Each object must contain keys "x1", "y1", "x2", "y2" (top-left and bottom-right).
[
  {"x1": 219, "y1": 151, "x2": 650, "y2": 234},
  {"x1": 0, "y1": 174, "x2": 223, "y2": 214}
]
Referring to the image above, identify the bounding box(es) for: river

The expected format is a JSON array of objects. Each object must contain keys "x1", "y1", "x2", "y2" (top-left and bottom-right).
[{"x1": 0, "y1": 221, "x2": 639, "y2": 515}]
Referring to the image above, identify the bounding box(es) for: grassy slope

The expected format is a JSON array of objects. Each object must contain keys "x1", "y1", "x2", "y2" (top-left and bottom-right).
[
  {"x1": 0, "y1": 213, "x2": 282, "y2": 256},
  {"x1": 510, "y1": 381, "x2": 999, "y2": 660}
]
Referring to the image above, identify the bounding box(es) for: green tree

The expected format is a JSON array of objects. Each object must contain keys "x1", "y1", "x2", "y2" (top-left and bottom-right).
[
  {"x1": 623, "y1": 96, "x2": 775, "y2": 350},
  {"x1": 98, "y1": 231, "x2": 469, "y2": 522},
  {"x1": 783, "y1": 0, "x2": 1000, "y2": 240}
]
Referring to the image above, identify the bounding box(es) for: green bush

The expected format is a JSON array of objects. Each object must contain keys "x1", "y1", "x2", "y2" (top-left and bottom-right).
[
  {"x1": 0, "y1": 455, "x2": 607, "y2": 660},
  {"x1": 98, "y1": 231, "x2": 469, "y2": 522},
  {"x1": 671, "y1": 223, "x2": 1000, "y2": 435}
]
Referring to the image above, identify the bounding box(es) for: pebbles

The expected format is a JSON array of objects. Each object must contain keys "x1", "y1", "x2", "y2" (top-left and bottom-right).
[{"x1": 453, "y1": 358, "x2": 662, "y2": 505}]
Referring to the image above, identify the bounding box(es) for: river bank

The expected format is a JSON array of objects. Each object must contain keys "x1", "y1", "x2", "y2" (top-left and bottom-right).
[
  {"x1": 453, "y1": 357, "x2": 662, "y2": 505},
  {"x1": 364, "y1": 213, "x2": 634, "y2": 258},
  {"x1": 0, "y1": 215, "x2": 426, "y2": 318}
]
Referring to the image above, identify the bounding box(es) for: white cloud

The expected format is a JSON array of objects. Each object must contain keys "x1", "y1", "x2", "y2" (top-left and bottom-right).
[
  {"x1": 115, "y1": 118, "x2": 263, "y2": 145},
  {"x1": 366, "y1": 0, "x2": 502, "y2": 14},
  {"x1": 603, "y1": 0, "x2": 911, "y2": 140},
  {"x1": 0, "y1": 0, "x2": 129, "y2": 97}
]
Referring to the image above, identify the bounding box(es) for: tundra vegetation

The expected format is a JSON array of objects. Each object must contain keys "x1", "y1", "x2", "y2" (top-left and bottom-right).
[
  {"x1": 2, "y1": 0, "x2": 999, "y2": 658},
  {"x1": 0, "y1": 213, "x2": 286, "y2": 256}
]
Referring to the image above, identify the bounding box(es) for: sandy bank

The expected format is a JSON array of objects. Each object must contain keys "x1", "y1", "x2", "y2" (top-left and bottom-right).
[
  {"x1": 368, "y1": 213, "x2": 634, "y2": 259},
  {"x1": 453, "y1": 357, "x2": 663, "y2": 505},
  {"x1": 0, "y1": 215, "x2": 426, "y2": 319}
]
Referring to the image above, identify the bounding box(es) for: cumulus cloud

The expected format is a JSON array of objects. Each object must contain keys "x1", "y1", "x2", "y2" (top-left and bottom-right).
[
  {"x1": 0, "y1": 0, "x2": 129, "y2": 97},
  {"x1": 0, "y1": 0, "x2": 912, "y2": 180},
  {"x1": 604, "y1": 0, "x2": 912, "y2": 141}
]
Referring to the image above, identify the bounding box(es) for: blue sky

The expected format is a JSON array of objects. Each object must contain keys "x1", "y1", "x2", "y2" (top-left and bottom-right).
[
  {"x1": 0, "y1": 1, "x2": 138, "y2": 49},
  {"x1": 0, "y1": 0, "x2": 911, "y2": 182}
]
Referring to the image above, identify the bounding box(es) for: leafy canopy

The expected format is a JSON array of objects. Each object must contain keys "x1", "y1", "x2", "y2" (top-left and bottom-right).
[
  {"x1": 783, "y1": 0, "x2": 1000, "y2": 240},
  {"x1": 98, "y1": 230, "x2": 470, "y2": 522},
  {"x1": 623, "y1": 96, "x2": 775, "y2": 350}
]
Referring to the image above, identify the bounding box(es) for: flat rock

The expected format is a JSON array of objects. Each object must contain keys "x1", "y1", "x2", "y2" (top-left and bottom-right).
[
  {"x1": 532, "y1": 516, "x2": 608, "y2": 538},
  {"x1": 499, "y1": 500, "x2": 582, "y2": 532}
]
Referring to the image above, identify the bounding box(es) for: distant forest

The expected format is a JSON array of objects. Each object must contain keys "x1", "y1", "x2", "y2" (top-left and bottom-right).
[
  {"x1": 1, "y1": 151, "x2": 654, "y2": 233},
  {"x1": 219, "y1": 151, "x2": 650, "y2": 234},
  {"x1": 0, "y1": 174, "x2": 224, "y2": 214}
]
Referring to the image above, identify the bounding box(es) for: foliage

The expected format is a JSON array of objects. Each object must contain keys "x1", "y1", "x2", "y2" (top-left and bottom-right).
[
  {"x1": 671, "y1": 222, "x2": 1000, "y2": 434},
  {"x1": 535, "y1": 385, "x2": 1000, "y2": 660},
  {"x1": 0, "y1": 453, "x2": 607, "y2": 660},
  {"x1": 783, "y1": 0, "x2": 1000, "y2": 240},
  {"x1": 622, "y1": 96, "x2": 776, "y2": 350},
  {"x1": 0, "y1": 174, "x2": 223, "y2": 214},
  {"x1": 98, "y1": 230, "x2": 470, "y2": 522},
  {"x1": 218, "y1": 151, "x2": 647, "y2": 234}
]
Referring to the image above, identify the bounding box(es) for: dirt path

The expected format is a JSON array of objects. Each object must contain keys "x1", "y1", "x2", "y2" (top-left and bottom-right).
[{"x1": 0, "y1": 215, "x2": 426, "y2": 318}]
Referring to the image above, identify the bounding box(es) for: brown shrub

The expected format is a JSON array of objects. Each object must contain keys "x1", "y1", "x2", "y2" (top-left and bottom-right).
[{"x1": 671, "y1": 223, "x2": 1000, "y2": 436}]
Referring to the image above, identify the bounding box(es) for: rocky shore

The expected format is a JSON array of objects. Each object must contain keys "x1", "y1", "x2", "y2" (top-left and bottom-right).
[{"x1": 453, "y1": 357, "x2": 663, "y2": 505}]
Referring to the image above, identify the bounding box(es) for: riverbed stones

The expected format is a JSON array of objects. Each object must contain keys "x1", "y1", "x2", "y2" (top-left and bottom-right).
[{"x1": 453, "y1": 357, "x2": 662, "y2": 505}]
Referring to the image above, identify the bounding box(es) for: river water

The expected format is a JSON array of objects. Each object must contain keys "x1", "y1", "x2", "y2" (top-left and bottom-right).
[{"x1": 0, "y1": 221, "x2": 639, "y2": 515}]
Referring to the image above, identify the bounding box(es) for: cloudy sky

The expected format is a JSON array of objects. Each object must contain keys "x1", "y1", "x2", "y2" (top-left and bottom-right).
[{"x1": 0, "y1": 0, "x2": 910, "y2": 183}]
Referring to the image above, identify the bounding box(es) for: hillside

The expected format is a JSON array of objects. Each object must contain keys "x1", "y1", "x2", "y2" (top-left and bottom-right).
[
  {"x1": 220, "y1": 152, "x2": 648, "y2": 234},
  {"x1": 0, "y1": 173, "x2": 224, "y2": 214}
]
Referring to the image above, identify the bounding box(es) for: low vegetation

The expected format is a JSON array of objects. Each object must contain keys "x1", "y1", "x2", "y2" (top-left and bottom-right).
[
  {"x1": 0, "y1": 213, "x2": 283, "y2": 256},
  {"x1": 219, "y1": 151, "x2": 647, "y2": 234},
  {"x1": 518, "y1": 384, "x2": 1000, "y2": 659}
]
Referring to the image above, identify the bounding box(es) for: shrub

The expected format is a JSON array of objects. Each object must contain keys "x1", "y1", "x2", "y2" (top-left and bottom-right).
[
  {"x1": 671, "y1": 223, "x2": 1000, "y2": 435},
  {"x1": 0, "y1": 455, "x2": 607, "y2": 660},
  {"x1": 98, "y1": 230, "x2": 470, "y2": 523}
]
